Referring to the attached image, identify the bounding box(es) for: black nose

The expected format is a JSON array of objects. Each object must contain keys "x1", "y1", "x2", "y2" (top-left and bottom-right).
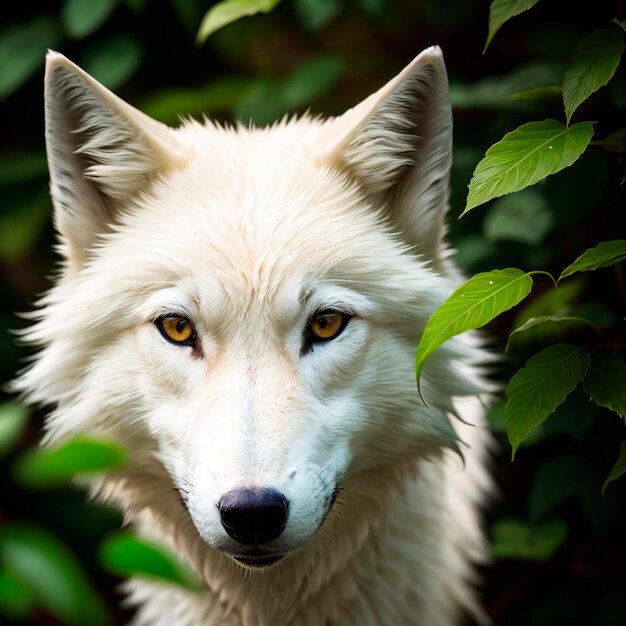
[{"x1": 218, "y1": 488, "x2": 288, "y2": 547}]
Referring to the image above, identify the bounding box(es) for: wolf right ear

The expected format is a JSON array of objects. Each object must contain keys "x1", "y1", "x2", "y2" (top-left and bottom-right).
[
  {"x1": 309, "y1": 47, "x2": 452, "y2": 269},
  {"x1": 44, "y1": 52, "x2": 190, "y2": 268}
]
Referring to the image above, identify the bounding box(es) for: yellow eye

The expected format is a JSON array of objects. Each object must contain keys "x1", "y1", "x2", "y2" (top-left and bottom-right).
[
  {"x1": 309, "y1": 310, "x2": 347, "y2": 342},
  {"x1": 156, "y1": 316, "x2": 195, "y2": 345}
]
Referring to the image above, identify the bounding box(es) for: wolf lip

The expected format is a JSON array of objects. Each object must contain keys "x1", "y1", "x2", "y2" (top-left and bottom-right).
[{"x1": 231, "y1": 553, "x2": 286, "y2": 568}]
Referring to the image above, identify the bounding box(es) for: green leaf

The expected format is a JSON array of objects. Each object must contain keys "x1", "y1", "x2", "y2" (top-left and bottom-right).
[
  {"x1": 528, "y1": 454, "x2": 586, "y2": 520},
  {"x1": 82, "y1": 34, "x2": 143, "y2": 90},
  {"x1": 463, "y1": 119, "x2": 595, "y2": 215},
  {"x1": 0, "y1": 402, "x2": 28, "y2": 458},
  {"x1": 99, "y1": 532, "x2": 201, "y2": 590},
  {"x1": 0, "y1": 190, "x2": 51, "y2": 262},
  {"x1": 559, "y1": 239, "x2": 626, "y2": 280},
  {"x1": 62, "y1": 0, "x2": 118, "y2": 39},
  {"x1": 293, "y1": 0, "x2": 343, "y2": 32},
  {"x1": 602, "y1": 126, "x2": 626, "y2": 152},
  {"x1": 0, "y1": 151, "x2": 48, "y2": 187},
  {"x1": 483, "y1": 188, "x2": 552, "y2": 245},
  {"x1": 505, "y1": 343, "x2": 590, "y2": 458},
  {"x1": 603, "y1": 440, "x2": 626, "y2": 495},
  {"x1": 0, "y1": 16, "x2": 61, "y2": 100},
  {"x1": 0, "y1": 524, "x2": 110, "y2": 626},
  {"x1": 563, "y1": 28, "x2": 625, "y2": 125},
  {"x1": 0, "y1": 566, "x2": 37, "y2": 620},
  {"x1": 14, "y1": 436, "x2": 127, "y2": 488},
  {"x1": 197, "y1": 0, "x2": 282, "y2": 43},
  {"x1": 484, "y1": 0, "x2": 541, "y2": 53},
  {"x1": 141, "y1": 77, "x2": 253, "y2": 125},
  {"x1": 506, "y1": 315, "x2": 595, "y2": 350},
  {"x1": 415, "y1": 269, "x2": 534, "y2": 390},
  {"x1": 583, "y1": 349, "x2": 626, "y2": 420},
  {"x1": 491, "y1": 517, "x2": 568, "y2": 560},
  {"x1": 508, "y1": 85, "x2": 562, "y2": 101},
  {"x1": 234, "y1": 55, "x2": 346, "y2": 125}
]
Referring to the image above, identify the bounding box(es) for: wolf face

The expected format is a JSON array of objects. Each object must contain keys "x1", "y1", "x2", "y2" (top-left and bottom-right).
[{"x1": 16, "y1": 48, "x2": 490, "y2": 622}]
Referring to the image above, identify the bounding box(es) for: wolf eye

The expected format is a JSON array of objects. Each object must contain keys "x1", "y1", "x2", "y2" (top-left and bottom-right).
[
  {"x1": 308, "y1": 310, "x2": 349, "y2": 343},
  {"x1": 156, "y1": 315, "x2": 195, "y2": 346}
]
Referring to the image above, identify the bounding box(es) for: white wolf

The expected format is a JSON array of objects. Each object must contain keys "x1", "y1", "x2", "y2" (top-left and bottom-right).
[{"x1": 15, "y1": 47, "x2": 493, "y2": 625}]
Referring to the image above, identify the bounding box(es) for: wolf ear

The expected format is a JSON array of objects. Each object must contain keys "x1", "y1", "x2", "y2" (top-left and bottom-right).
[
  {"x1": 44, "y1": 52, "x2": 190, "y2": 267},
  {"x1": 310, "y1": 47, "x2": 452, "y2": 268}
]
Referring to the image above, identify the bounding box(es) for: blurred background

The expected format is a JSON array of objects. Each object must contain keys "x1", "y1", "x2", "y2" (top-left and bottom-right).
[{"x1": 1, "y1": 1, "x2": 625, "y2": 624}]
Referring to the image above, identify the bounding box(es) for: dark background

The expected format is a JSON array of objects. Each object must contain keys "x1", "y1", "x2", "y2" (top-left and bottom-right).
[{"x1": 1, "y1": 1, "x2": 625, "y2": 624}]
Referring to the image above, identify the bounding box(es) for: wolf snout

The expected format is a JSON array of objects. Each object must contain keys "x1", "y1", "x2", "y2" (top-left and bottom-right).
[{"x1": 218, "y1": 487, "x2": 289, "y2": 547}]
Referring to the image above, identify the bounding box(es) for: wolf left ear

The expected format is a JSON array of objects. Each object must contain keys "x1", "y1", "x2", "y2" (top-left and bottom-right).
[
  {"x1": 310, "y1": 47, "x2": 452, "y2": 268},
  {"x1": 44, "y1": 52, "x2": 190, "y2": 268}
]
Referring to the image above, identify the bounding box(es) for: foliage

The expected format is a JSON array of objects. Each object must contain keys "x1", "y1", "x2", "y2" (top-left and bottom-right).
[
  {"x1": 416, "y1": 2, "x2": 626, "y2": 490},
  {"x1": 0, "y1": 1, "x2": 625, "y2": 625}
]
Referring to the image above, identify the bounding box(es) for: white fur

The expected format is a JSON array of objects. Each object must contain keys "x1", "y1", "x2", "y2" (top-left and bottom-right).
[{"x1": 15, "y1": 47, "x2": 494, "y2": 625}]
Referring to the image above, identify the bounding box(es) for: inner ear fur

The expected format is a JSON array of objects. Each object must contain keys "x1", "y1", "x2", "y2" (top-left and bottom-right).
[
  {"x1": 44, "y1": 51, "x2": 190, "y2": 267},
  {"x1": 309, "y1": 47, "x2": 453, "y2": 268}
]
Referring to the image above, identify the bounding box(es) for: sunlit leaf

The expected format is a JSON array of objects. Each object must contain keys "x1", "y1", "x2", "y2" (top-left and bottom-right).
[
  {"x1": 83, "y1": 34, "x2": 143, "y2": 89},
  {"x1": 463, "y1": 120, "x2": 594, "y2": 214},
  {"x1": 505, "y1": 344, "x2": 589, "y2": 458},
  {"x1": 0, "y1": 16, "x2": 61, "y2": 100},
  {"x1": 14, "y1": 436, "x2": 127, "y2": 487},
  {"x1": 484, "y1": 0, "x2": 541, "y2": 53},
  {"x1": 0, "y1": 525, "x2": 110, "y2": 625},
  {"x1": 99, "y1": 532, "x2": 201, "y2": 590},
  {"x1": 483, "y1": 188, "x2": 552, "y2": 245},
  {"x1": 583, "y1": 349, "x2": 626, "y2": 420},
  {"x1": 415, "y1": 269, "x2": 534, "y2": 390},
  {"x1": 0, "y1": 402, "x2": 28, "y2": 458},
  {"x1": 559, "y1": 240, "x2": 626, "y2": 280},
  {"x1": 563, "y1": 28, "x2": 625, "y2": 125},
  {"x1": 603, "y1": 440, "x2": 626, "y2": 495},
  {"x1": 491, "y1": 517, "x2": 568, "y2": 560},
  {"x1": 197, "y1": 0, "x2": 282, "y2": 43}
]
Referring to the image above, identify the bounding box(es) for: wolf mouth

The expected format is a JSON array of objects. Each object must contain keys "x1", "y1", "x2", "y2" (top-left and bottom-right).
[{"x1": 231, "y1": 553, "x2": 286, "y2": 568}]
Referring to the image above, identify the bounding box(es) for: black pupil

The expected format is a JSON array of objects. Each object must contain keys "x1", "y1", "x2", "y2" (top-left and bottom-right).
[
  {"x1": 318, "y1": 317, "x2": 329, "y2": 329},
  {"x1": 176, "y1": 319, "x2": 187, "y2": 334}
]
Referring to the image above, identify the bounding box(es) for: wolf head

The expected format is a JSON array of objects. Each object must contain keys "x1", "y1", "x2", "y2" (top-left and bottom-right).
[{"x1": 16, "y1": 48, "x2": 484, "y2": 568}]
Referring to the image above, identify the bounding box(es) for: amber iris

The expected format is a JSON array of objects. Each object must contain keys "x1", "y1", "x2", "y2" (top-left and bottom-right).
[
  {"x1": 309, "y1": 310, "x2": 345, "y2": 341},
  {"x1": 156, "y1": 316, "x2": 194, "y2": 345}
]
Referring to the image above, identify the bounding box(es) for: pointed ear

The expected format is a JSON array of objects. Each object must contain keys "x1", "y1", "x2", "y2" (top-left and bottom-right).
[
  {"x1": 309, "y1": 47, "x2": 452, "y2": 267},
  {"x1": 44, "y1": 51, "x2": 191, "y2": 267}
]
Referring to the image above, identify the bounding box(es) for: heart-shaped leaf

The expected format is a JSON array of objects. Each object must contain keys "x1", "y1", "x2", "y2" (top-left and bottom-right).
[
  {"x1": 463, "y1": 119, "x2": 594, "y2": 215},
  {"x1": 505, "y1": 343, "x2": 589, "y2": 458},
  {"x1": 415, "y1": 269, "x2": 534, "y2": 391}
]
